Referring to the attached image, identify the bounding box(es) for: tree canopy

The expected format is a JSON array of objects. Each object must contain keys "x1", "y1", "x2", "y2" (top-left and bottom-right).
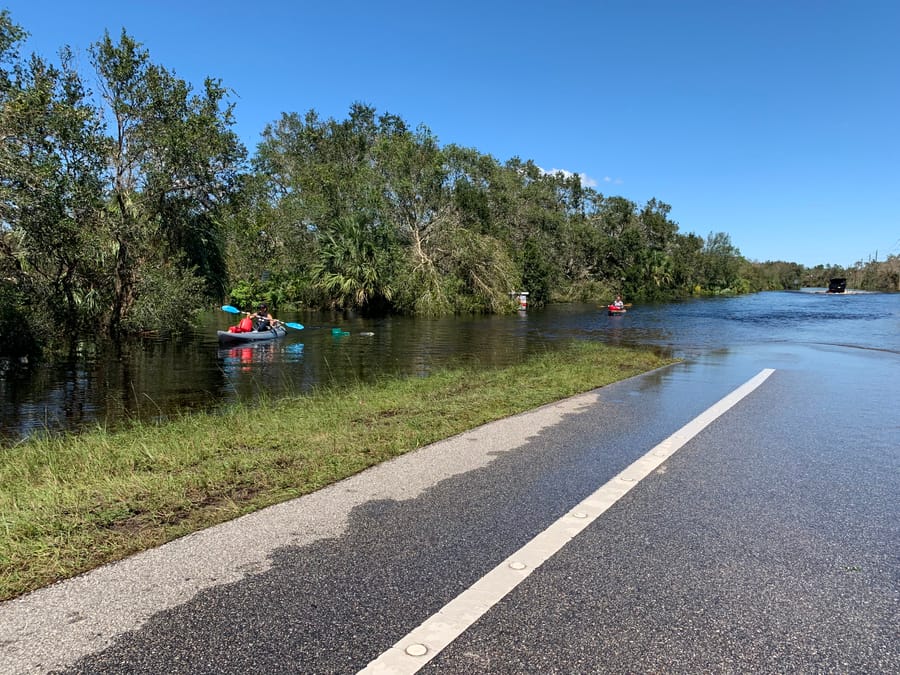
[{"x1": 1, "y1": 10, "x2": 895, "y2": 358}]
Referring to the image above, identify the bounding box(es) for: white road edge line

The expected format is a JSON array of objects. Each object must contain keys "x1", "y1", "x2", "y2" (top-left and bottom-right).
[{"x1": 358, "y1": 368, "x2": 776, "y2": 674}]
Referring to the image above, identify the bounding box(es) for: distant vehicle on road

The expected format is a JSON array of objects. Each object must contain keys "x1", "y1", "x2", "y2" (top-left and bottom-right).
[{"x1": 826, "y1": 278, "x2": 847, "y2": 293}]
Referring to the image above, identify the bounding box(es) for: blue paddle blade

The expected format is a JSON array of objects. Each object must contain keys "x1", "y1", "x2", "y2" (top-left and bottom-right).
[
  {"x1": 221, "y1": 305, "x2": 240, "y2": 314},
  {"x1": 284, "y1": 322, "x2": 304, "y2": 330}
]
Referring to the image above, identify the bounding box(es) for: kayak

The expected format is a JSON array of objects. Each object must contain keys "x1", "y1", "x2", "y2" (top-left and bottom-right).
[
  {"x1": 607, "y1": 305, "x2": 627, "y2": 316},
  {"x1": 217, "y1": 325, "x2": 287, "y2": 343}
]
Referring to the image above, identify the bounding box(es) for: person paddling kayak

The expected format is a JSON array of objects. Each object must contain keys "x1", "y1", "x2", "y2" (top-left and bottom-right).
[
  {"x1": 251, "y1": 303, "x2": 274, "y2": 331},
  {"x1": 607, "y1": 295, "x2": 628, "y2": 315}
]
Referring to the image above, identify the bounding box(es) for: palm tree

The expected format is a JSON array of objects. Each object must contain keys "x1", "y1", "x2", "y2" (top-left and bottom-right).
[{"x1": 310, "y1": 214, "x2": 393, "y2": 309}]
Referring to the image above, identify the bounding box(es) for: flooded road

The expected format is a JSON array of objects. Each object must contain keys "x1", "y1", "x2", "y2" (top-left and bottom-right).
[
  {"x1": 2, "y1": 289, "x2": 898, "y2": 673},
  {"x1": 1, "y1": 290, "x2": 897, "y2": 443}
]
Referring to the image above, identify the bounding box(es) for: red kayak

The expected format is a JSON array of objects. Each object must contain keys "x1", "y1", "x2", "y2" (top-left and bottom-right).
[{"x1": 607, "y1": 304, "x2": 627, "y2": 316}]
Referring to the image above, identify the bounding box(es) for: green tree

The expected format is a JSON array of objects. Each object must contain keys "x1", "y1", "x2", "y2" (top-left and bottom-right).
[
  {"x1": 670, "y1": 232, "x2": 705, "y2": 293},
  {"x1": 247, "y1": 104, "x2": 391, "y2": 306},
  {"x1": 637, "y1": 198, "x2": 678, "y2": 252},
  {"x1": 373, "y1": 120, "x2": 449, "y2": 283},
  {"x1": 699, "y1": 231, "x2": 742, "y2": 292},
  {"x1": 309, "y1": 213, "x2": 394, "y2": 310},
  {"x1": 0, "y1": 14, "x2": 107, "y2": 339},
  {"x1": 90, "y1": 29, "x2": 244, "y2": 333}
]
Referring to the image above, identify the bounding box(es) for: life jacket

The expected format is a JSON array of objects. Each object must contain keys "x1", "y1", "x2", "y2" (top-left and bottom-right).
[{"x1": 238, "y1": 316, "x2": 254, "y2": 332}]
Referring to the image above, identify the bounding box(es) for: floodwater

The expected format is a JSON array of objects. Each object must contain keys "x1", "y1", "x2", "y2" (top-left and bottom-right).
[{"x1": 1, "y1": 290, "x2": 897, "y2": 444}]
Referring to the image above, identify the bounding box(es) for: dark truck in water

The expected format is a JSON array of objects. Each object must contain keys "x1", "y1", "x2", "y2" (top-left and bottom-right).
[{"x1": 827, "y1": 278, "x2": 847, "y2": 293}]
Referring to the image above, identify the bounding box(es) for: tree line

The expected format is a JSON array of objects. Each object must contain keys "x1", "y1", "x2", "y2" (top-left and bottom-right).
[{"x1": 1, "y1": 13, "x2": 896, "y2": 358}]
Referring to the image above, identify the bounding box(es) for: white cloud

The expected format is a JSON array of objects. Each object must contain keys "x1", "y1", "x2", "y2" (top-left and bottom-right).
[{"x1": 539, "y1": 167, "x2": 599, "y2": 188}]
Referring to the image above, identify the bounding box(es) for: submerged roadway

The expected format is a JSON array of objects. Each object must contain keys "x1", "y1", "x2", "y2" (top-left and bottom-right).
[{"x1": 1, "y1": 340, "x2": 897, "y2": 673}]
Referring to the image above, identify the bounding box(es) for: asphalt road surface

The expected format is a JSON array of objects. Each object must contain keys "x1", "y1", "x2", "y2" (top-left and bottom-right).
[{"x1": 1, "y1": 341, "x2": 897, "y2": 674}]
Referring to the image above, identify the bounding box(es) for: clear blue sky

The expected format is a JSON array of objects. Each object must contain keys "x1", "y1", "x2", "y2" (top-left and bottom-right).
[{"x1": 4, "y1": 0, "x2": 898, "y2": 268}]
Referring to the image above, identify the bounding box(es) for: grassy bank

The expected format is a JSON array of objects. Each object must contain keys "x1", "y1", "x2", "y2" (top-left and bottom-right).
[{"x1": 0, "y1": 341, "x2": 676, "y2": 601}]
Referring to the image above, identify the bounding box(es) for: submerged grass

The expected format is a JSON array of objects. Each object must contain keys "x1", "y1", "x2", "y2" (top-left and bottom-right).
[{"x1": 0, "y1": 341, "x2": 676, "y2": 601}]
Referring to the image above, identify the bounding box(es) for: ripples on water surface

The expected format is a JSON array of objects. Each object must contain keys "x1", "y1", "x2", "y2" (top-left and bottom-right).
[{"x1": 2, "y1": 290, "x2": 897, "y2": 442}]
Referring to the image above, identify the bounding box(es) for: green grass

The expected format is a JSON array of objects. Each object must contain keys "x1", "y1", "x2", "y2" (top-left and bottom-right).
[{"x1": 0, "y1": 341, "x2": 677, "y2": 600}]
